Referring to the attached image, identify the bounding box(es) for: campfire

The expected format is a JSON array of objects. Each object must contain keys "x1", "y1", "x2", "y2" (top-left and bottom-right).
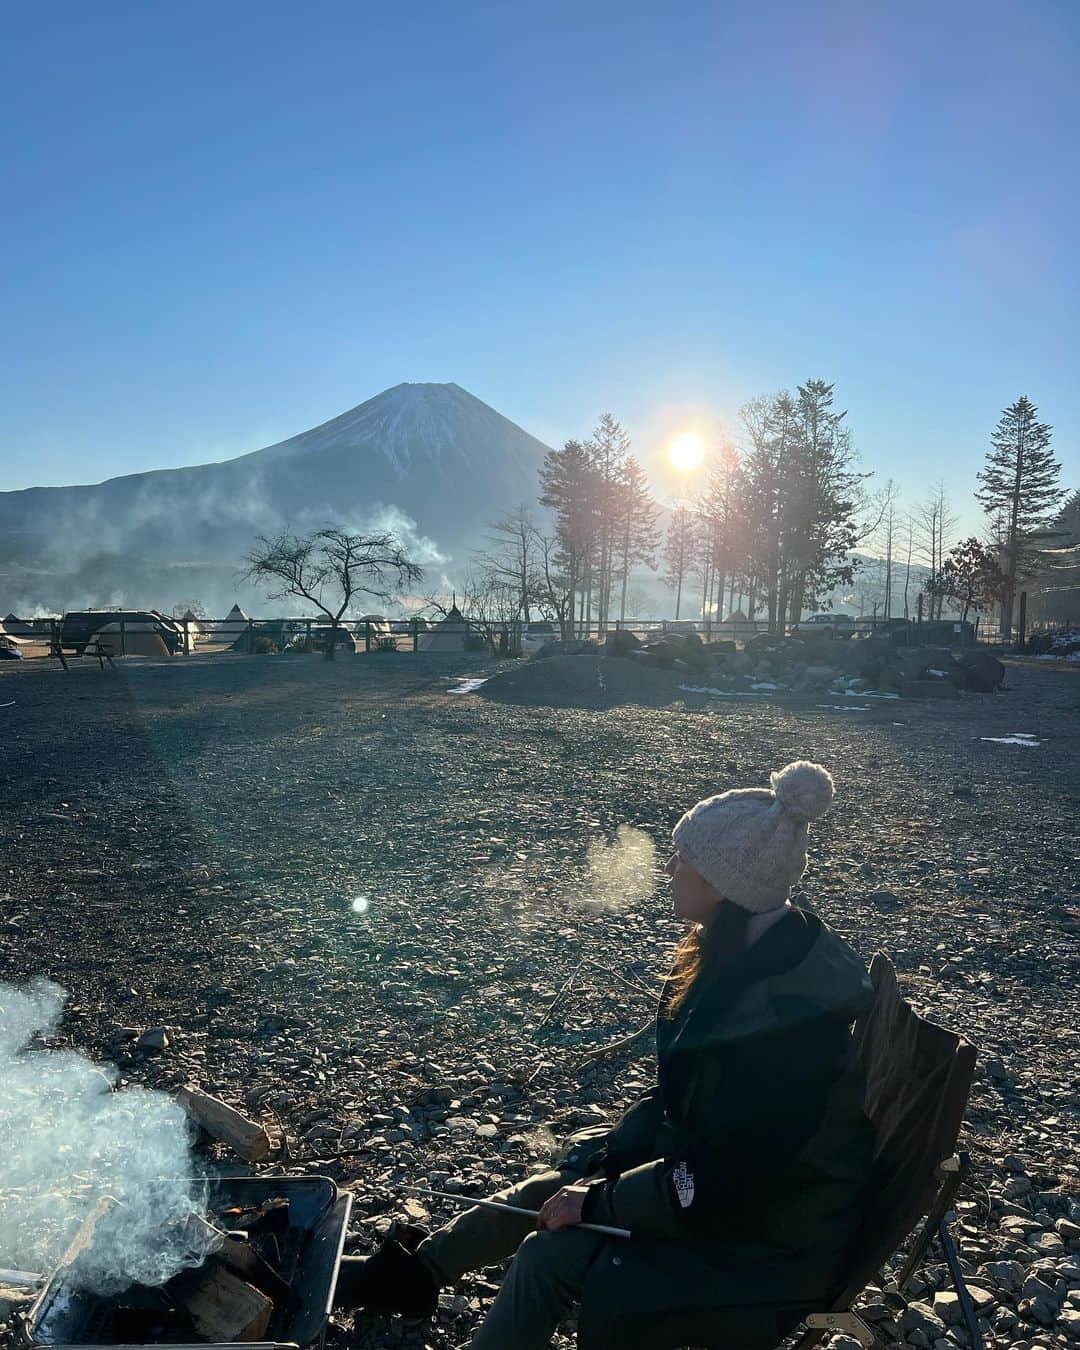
[{"x1": 23, "y1": 1178, "x2": 351, "y2": 1349}]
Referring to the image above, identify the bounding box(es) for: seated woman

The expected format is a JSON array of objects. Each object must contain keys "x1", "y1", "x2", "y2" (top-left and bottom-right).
[{"x1": 336, "y1": 760, "x2": 876, "y2": 1349}]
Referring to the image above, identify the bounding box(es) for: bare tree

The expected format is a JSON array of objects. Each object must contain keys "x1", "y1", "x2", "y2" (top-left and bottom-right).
[
  {"x1": 244, "y1": 527, "x2": 423, "y2": 659},
  {"x1": 480, "y1": 506, "x2": 539, "y2": 623},
  {"x1": 914, "y1": 484, "x2": 958, "y2": 620},
  {"x1": 663, "y1": 505, "x2": 699, "y2": 620}
]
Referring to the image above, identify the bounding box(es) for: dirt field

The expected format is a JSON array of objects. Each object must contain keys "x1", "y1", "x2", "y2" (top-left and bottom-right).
[{"x1": 1, "y1": 651, "x2": 1077, "y2": 1348}]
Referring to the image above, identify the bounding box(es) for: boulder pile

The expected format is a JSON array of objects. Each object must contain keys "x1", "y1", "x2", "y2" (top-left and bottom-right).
[{"x1": 478, "y1": 631, "x2": 1008, "y2": 707}]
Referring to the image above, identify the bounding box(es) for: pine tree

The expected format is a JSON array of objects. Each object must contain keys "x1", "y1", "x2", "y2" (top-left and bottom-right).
[
  {"x1": 588, "y1": 413, "x2": 632, "y2": 631},
  {"x1": 538, "y1": 440, "x2": 599, "y2": 635},
  {"x1": 663, "y1": 506, "x2": 699, "y2": 620},
  {"x1": 612, "y1": 455, "x2": 660, "y2": 622},
  {"x1": 976, "y1": 396, "x2": 1064, "y2": 638}
]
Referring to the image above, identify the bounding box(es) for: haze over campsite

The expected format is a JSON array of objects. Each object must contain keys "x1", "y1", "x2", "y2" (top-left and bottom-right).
[{"x1": 1, "y1": 6, "x2": 1077, "y2": 1350}]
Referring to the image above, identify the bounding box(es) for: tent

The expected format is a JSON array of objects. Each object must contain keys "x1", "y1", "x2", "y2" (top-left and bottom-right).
[
  {"x1": 88, "y1": 622, "x2": 172, "y2": 658},
  {"x1": 417, "y1": 604, "x2": 475, "y2": 652},
  {"x1": 212, "y1": 603, "x2": 250, "y2": 640}
]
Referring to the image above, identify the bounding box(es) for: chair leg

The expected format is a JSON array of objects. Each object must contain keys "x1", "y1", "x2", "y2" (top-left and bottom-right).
[{"x1": 938, "y1": 1219, "x2": 985, "y2": 1350}]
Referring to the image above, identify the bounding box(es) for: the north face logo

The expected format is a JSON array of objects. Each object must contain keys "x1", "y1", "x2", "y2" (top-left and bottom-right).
[{"x1": 672, "y1": 1161, "x2": 695, "y2": 1208}]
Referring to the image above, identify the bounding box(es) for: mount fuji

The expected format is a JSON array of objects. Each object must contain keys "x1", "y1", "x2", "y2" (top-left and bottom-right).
[{"x1": 0, "y1": 383, "x2": 554, "y2": 612}]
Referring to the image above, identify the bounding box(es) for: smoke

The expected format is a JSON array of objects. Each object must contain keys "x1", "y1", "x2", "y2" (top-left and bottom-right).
[
  {"x1": 0, "y1": 979, "x2": 215, "y2": 1293},
  {"x1": 3, "y1": 494, "x2": 449, "y2": 618},
  {"x1": 581, "y1": 826, "x2": 659, "y2": 909}
]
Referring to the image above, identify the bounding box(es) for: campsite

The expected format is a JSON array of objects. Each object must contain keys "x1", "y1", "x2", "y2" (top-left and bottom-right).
[{"x1": 0, "y1": 648, "x2": 1076, "y2": 1349}]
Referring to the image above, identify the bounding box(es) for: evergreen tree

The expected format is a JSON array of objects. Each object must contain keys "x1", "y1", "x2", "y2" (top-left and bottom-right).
[
  {"x1": 538, "y1": 440, "x2": 599, "y2": 635},
  {"x1": 587, "y1": 413, "x2": 632, "y2": 631},
  {"x1": 612, "y1": 455, "x2": 660, "y2": 622},
  {"x1": 663, "y1": 505, "x2": 699, "y2": 620},
  {"x1": 976, "y1": 396, "x2": 1064, "y2": 638}
]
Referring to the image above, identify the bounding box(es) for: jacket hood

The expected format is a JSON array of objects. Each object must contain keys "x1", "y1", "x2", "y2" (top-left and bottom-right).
[{"x1": 676, "y1": 915, "x2": 873, "y2": 1052}]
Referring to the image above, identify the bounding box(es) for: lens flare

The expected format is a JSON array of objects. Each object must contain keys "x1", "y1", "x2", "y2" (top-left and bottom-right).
[{"x1": 667, "y1": 432, "x2": 706, "y2": 472}]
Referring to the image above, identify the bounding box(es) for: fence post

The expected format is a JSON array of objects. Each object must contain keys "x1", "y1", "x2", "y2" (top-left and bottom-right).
[
  {"x1": 1017, "y1": 591, "x2": 1027, "y2": 650},
  {"x1": 305, "y1": 617, "x2": 312, "y2": 652},
  {"x1": 365, "y1": 621, "x2": 371, "y2": 653},
  {"x1": 916, "y1": 593, "x2": 923, "y2": 643},
  {"x1": 412, "y1": 617, "x2": 419, "y2": 656},
  {"x1": 120, "y1": 617, "x2": 126, "y2": 657},
  {"x1": 183, "y1": 618, "x2": 190, "y2": 655},
  {"x1": 247, "y1": 617, "x2": 253, "y2": 653}
]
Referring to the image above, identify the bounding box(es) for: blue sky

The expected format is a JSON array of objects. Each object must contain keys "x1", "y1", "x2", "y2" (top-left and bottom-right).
[{"x1": 1, "y1": 0, "x2": 1076, "y2": 531}]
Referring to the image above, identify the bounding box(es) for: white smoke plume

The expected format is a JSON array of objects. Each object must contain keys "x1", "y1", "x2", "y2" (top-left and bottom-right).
[
  {"x1": 582, "y1": 826, "x2": 659, "y2": 909},
  {"x1": 0, "y1": 979, "x2": 214, "y2": 1293}
]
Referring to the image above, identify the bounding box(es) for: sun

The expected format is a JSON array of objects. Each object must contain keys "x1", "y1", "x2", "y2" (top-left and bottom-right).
[{"x1": 667, "y1": 431, "x2": 706, "y2": 473}]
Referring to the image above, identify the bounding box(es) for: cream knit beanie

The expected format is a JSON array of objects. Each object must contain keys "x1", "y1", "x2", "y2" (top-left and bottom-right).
[{"x1": 671, "y1": 760, "x2": 834, "y2": 913}]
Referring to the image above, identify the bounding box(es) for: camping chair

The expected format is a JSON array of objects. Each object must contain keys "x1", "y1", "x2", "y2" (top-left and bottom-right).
[{"x1": 790, "y1": 952, "x2": 981, "y2": 1350}]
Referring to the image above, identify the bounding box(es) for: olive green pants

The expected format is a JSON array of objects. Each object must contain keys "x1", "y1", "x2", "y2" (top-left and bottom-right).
[{"x1": 417, "y1": 1168, "x2": 608, "y2": 1349}]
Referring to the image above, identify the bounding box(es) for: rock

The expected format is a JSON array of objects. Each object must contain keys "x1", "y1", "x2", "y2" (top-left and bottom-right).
[
  {"x1": 604, "y1": 630, "x2": 641, "y2": 658},
  {"x1": 1056, "y1": 1219, "x2": 1080, "y2": 1244},
  {"x1": 980, "y1": 1260, "x2": 1025, "y2": 1293},
  {"x1": 956, "y1": 650, "x2": 1005, "y2": 692},
  {"x1": 869, "y1": 890, "x2": 903, "y2": 910},
  {"x1": 829, "y1": 1336, "x2": 866, "y2": 1350},
  {"x1": 1030, "y1": 1232, "x2": 1066, "y2": 1257},
  {"x1": 903, "y1": 1301, "x2": 949, "y2": 1340},
  {"x1": 1060, "y1": 1307, "x2": 1080, "y2": 1340},
  {"x1": 136, "y1": 1026, "x2": 170, "y2": 1052},
  {"x1": 1020, "y1": 1293, "x2": 1060, "y2": 1327},
  {"x1": 934, "y1": 1292, "x2": 964, "y2": 1325}
]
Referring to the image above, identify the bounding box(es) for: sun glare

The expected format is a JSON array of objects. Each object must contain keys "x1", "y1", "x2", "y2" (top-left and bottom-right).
[{"x1": 667, "y1": 432, "x2": 706, "y2": 473}]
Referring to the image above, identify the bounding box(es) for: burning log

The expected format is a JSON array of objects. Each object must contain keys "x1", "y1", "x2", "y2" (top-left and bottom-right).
[
  {"x1": 176, "y1": 1085, "x2": 273, "y2": 1162},
  {"x1": 167, "y1": 1262, "x2": 273, "y2": 1343}
]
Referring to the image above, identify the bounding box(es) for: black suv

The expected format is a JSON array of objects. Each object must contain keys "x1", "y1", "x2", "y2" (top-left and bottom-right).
[{"x1": 59, "y1": 610, "x2": 184, "y2": 655}]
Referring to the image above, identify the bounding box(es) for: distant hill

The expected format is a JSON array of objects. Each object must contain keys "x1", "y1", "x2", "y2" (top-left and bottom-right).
[{"x1": 0, "y1": 383, "x2": 552, "y2": 613}]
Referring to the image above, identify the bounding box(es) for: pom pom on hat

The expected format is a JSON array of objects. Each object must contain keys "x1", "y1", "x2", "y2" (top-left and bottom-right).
[{"x1": 769, "y1": 760, "x2": 835, "y2": 824}]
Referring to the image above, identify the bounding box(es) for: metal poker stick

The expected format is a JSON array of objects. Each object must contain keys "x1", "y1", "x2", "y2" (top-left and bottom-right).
[{"x1": 400, "y1": 1185, "x2": 632, "y2": 1240}]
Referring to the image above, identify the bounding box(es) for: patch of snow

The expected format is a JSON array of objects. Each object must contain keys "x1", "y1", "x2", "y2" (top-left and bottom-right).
[
  {"x1": 750, "y1": 681, "x2": 781, "y2": 691},
  {"x1": 447, "y1": 677, "x2": 488, "y2": 695},
  {"x1": 679, "y1": 685, "x2": 766, "y2": 698},
  {"x1": 927, "y1": 668, "x2": 949, "y2": 677},
  {"x1": 816, "y1": 705, "x2": 869, "y2": 711},
  {"x1": 979, "y1": 733, "x2": 1041, "y2": 747}
]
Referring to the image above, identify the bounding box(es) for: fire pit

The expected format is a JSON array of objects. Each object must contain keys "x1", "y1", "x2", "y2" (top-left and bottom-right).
[{"x1": 21, "y1": 1177, "x2": 351, "y2": 1350}]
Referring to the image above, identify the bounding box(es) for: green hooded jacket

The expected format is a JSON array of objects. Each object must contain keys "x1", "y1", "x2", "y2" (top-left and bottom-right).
[{"x1": 567, "y1": 910, "x2": 876, "y2": 1350}]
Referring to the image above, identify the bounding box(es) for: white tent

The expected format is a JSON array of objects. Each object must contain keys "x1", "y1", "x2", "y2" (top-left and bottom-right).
[
  {"x1": 418, "y1": 604, "x2": 473, "y2": 652},
  {"x1": 212, "y1": 603, "x2": 250, "y2": 640}
]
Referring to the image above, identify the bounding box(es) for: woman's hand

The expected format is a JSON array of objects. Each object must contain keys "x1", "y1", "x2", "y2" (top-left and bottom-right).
[{"x1": 536, "y1": 1184, "x2": 589, "y2": 1231}]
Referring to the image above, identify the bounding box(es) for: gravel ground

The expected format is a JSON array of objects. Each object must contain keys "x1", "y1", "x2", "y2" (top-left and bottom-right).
[{"x1": 1, "y1": 650, "x2": 1078, "y2": 1350}]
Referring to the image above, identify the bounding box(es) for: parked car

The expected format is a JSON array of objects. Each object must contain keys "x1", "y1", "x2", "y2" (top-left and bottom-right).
[
  {"x1": 59, "y1": 609, "x2": 184, "y2": 655},
  {"x1": 289, "y1": 625, "x2": 360, "y2": 654},
  {"x1": 792, "y1": 613, "x2": 859, "y2": 636},
  {"x1": 520, "y1": 620, "x2": 559, "y2": 655}
]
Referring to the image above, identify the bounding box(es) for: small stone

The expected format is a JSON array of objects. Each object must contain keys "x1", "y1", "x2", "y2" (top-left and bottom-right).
[
  {"x1": 903, "y1": 1301, "x2": 948, "y2": 1340},
  {"x1": 981, "y1": 1260, "x2": 1025, "y2": 1293},
  {"x1": 934, "y1": 1293, "x2": 963, "y2": 1325},
  {"x1": 136, "y1": 1026, "x2": 170, "y2": 1052}
]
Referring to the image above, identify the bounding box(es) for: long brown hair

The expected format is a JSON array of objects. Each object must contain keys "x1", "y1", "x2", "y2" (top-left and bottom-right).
[{"x1": 664, "y1": 900, "x2": 751, "y2": 1016}]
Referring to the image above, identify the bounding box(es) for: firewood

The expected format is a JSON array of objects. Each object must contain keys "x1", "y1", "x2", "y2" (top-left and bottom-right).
[
  {"x1": 172, "y1": 1261, "x2": 273, "y2": 1343},
  {"x1": 176, "y1": 1085, "x2": 273, "y2": 1162}
]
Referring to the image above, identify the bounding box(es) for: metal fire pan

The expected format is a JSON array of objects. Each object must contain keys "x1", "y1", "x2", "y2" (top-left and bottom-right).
[{"x1": 21, "y1": 1176, "x2": 351, "y2": 1350}]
